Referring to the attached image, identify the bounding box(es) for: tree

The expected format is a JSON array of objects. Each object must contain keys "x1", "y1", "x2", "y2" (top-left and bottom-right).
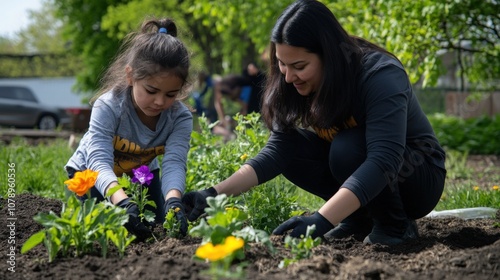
[
  {"x1": 326, "y1": 0, "x2": 499, "y2": 90},
  {"x1": 0, "y1": 0, "x2": 81, "y2": 78},
  {"x1": 52, "y1": 0, "x2": 131, "y2": 92},
  {"x1": 51, "y1": 0, "x2": 499, "y2": 92}
]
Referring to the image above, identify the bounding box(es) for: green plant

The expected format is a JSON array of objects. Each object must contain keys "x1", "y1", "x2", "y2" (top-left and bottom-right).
[
  {"x1": 239, "y1": 176, "x2": 304, "y2": 233},
  {"x1": 21, "y1": 195, "x2": 134, "y2": 261},
  {"x1": 163, "y1": 207, "x2": 183, "y2": 238},
  {"x1": 186, "y1": 113, "x2": 270, "y2": 192},
  {"x1": 112, "y1": 166, "x2": 157, "y2": 224},
  {"x1": 435, "y1": 184, "x2": 500, "y2": 211},
  {"x1": 189, "y1": 194, "x2": 274, "y2": 252},
  {"x1": 279, "y1": 225, "x2": 322, "y2": 268},
  {"x1": 0, "y1": 137, "x2": 73, "y2": 199},
  {"x1": 445, "y1": 149, "x2": 472, "y2": 180},
  {"x1": 429, "y1": 114, "x2": 500, "y2": 154}
]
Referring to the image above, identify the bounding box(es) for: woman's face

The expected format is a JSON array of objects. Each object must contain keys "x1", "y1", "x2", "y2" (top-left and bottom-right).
[
  {"x1": 128, "y1": 70, "x2": 184, "y2": 117},
  {"x1": 275, "y1": 43, "x2": 322, "y2": 96}
]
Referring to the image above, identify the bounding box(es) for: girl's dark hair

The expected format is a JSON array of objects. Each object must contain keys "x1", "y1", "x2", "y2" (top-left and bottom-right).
[
  {"x1": 91, "y1": 18, "x2": 190, "y2": 105},
  {"x1": 261, "y1": 0, "x2": 389, "y2": 131}
]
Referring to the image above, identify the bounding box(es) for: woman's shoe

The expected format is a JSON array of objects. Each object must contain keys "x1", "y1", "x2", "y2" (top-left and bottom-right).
[
  {"x1": 363, "y1": 220, "x2": 419, "y2": 245},
  {"x1": 324, "y1": 219, "x2": 372, "y2": 241}
]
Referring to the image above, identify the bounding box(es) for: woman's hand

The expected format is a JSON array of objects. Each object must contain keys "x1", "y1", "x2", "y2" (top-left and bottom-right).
[{"x1": 272, "y1": 212, "x2": 334, "y2": 239}]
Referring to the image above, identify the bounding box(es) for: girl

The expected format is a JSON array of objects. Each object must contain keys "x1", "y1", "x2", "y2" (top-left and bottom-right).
[
  {"x1": 183, "y1": 0, "x2": 446, "y2": 245},
  {"x1": 65, "y1": 18, "x2": 192, "y2": 240}
]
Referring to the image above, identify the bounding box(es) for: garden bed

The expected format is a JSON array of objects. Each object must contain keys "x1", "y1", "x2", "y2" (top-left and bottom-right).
[
  {"x1": 1, "y1": 197, "x2": 499, "y2": 279},
  {"x1": 1, "y1": 155, "x2": 499, "y2": 280}
]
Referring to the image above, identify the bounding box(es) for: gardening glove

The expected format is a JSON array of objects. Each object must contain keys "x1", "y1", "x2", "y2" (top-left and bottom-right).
[
  {"x1": 272, "y1": 212, "x2": 334, "y2": 239},
  {"x1": 116, "y1": 198, "x2": 153, "y2": 241},
  {"x1": 182, "y1": 187, "x2": 218, "y2": 221},
  {"x1": 164, "y1": 197, "x2": 188, "y2": 236}
]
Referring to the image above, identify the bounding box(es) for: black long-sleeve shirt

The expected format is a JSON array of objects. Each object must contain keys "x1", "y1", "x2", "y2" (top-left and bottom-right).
[{"x1": 247, "y1": 51, "x2": 445, "y2": 206}]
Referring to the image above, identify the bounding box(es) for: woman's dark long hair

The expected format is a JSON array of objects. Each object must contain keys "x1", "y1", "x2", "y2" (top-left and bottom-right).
[{"x1": 261, "y1": 0, "x2": 387, "y2": 132}]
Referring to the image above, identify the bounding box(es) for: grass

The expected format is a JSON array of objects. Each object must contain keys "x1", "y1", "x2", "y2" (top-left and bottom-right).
[
  {"x1": 0, "y1": 137, "x2": 73, "y2": 200},
  {"x1": 436, "y1": 183, "x2": 500, "y2": 211}
]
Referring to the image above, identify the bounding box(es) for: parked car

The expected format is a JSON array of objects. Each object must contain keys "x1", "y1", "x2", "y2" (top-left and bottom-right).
[{"x1": 0, "y1": 85, "x2": 71, "y2": 130}]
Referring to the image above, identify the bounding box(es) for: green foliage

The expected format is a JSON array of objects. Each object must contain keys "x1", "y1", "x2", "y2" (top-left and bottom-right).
[
  {"x1": 115, "y1": 173, "x2": 156, "y2": 223},
  {"x1": 163, "y1": 208, "x2": 182, "y2": 238},
  {"x1": 3, "y1": 0, "x2": 496, "y2": 89},
  {"x1": 328, "y1": 0, "x2": 500, "y2": 89},
  {"x1": 187, "y1": 113, "x2": 305, "y2": 233},
  {"x1": 436, "y1": 185, "x2": 500, "y2": 211},
  {"x1": 279, "y1": 225, "x2": 322, "y2": 268},
  {"x1": 189, "y1": 194, "x2": 247, "y2": 244},
  {"x1": 429, "y1": 114, "x2": 500, "y2": 154},
  {"x1": 187, "y1": 113, "x2": 269, "y2": 191},
  {"x1": 239, "y1": 176, "x2": 303, "y2": 233},
  {"x1": 185, "y1": 0, "x2": 291, "y2": 73},
  {"x1": 21, "y1": 196, "x2": 134, "y2": 261},
  {"x1": 0, "y1": 54, "x2": 81, "y2": 78},
  {"x1": 445, "y1": 150, "x2": 472, "y2": 180},
  {"x1": 189, "y1": 194, "x2": 274, "y2": 252},
  {"x1": 0, "y1": 138, "x2": 73, "y2": 199},
  {"x1": 0, "y1": 0, "x2": 81, "y2": 78},
  {"x1": 52, "y1": 0, "x2": 129, "y2": 92}
]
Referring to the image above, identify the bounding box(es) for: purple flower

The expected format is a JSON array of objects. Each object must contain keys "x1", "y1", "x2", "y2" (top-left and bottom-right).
[{"x1": 131, "y1": 165, "x2": 153, "y2": 185}]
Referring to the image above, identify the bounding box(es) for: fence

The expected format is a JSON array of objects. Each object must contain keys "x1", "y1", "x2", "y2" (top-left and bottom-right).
[{"x1": 415, "y1": 88, "x2": 500, "y2": 118}]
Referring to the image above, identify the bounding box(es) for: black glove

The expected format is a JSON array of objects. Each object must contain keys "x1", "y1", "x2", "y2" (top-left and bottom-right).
[
  {"x1": 164, "y1": 197, "x2": 188, "y2": 236},
  {"x1": 116, "y1": 198, "x2": 153, "y2": 241},
  {"x1": 181, "y1": 187, "x2": 218, "y2": 221},
  {"x1": 272, "y1": 212, "x2": 334, "y2": 239}
]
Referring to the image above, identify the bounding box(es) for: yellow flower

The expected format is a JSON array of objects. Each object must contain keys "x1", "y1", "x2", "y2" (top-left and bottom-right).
[
  {"x1": 493, "y1": 185, "x2": 499, "y2": 191},
  {"x1": 240, "y1": 153, "x2": 248, "y2": 161},
  {"x1": 195, "y1": 236, "x2": 244, "y2": 262},
  {"x1": 223, "y1": 236, "x2": 244, "y2": 253},
  {"x1": 195, "y1": 243, "x2": 230, "y2": 262},
  {"x1": 473, "y1": 186, "x2": 479, "y2": 191},
  {"x1": 64, "y1": 169, "x2": 99, "y2": 197}
]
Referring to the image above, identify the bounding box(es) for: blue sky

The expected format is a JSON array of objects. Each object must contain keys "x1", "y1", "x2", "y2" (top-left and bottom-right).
[{"x1": 0, "y1": 0, "x2": 43, "y2": 38}]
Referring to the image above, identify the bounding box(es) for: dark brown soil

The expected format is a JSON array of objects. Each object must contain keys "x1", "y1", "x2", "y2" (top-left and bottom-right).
[{"x1": 1, "y1": 156, "x2": 499, "y2": 280}]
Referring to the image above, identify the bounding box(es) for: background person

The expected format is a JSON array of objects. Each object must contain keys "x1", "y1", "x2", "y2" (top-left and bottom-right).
[
  {"x1": 212, "y1": 74, "x2": 252, "y2": 141},
  {"x1": 182, "y1": 0, "x2": 446, "y2": 246},
  {"x1": 65, "y1": 18, "x2": 192, "y2": 240},
  {"x1": 243, "y1": 62, "x2": 266, "y2": 115}
]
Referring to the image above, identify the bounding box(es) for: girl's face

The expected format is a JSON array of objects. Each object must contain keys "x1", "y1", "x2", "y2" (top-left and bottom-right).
[
  {"x1": 128, "y1": 70, "x2": 184, "y2": 117},
  {"x1": 275, "y1": 44, "x2": 322, "y2": 96}
]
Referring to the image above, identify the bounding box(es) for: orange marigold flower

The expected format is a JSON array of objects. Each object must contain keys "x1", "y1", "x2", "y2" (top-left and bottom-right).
[
  {"x1": 473, "y1": 186, "x2": 479, "y2": 191},
  {"x1": 493, "y1": 185, "x2": 499, "y2": 191},
  {"x1": 64, "y1": 169, "x2": 99, "y2": 196}
]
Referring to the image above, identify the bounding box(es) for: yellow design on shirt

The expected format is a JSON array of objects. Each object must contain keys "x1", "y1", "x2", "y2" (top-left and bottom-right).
[
  {"x1": 112, "y1": 135, "x2": 165, "y2": 176},
  {"x1": 312, "y1": 117, "x2": 358, "y2": 142}
]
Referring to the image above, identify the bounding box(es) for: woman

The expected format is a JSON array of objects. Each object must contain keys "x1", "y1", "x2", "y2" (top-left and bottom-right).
[{"x1": 183, "y1": 0, "x2": 446, "y2": 245}]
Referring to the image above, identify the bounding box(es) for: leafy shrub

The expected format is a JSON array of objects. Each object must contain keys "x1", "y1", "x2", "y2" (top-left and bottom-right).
[
  {"x1": 21, "y1": 196, "x2": 134, "y2": 261},
  {"x1": 429, "y1": 114, "x2": 500, "y2": 154}
]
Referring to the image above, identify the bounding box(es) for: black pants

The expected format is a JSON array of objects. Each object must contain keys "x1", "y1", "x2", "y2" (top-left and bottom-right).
[
  {"x1": 281, "y1": 127, "x2": 445, "y2": 221},
  {"x1": 66, "y1": 167, "x2": 166, "y2": 223}
]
